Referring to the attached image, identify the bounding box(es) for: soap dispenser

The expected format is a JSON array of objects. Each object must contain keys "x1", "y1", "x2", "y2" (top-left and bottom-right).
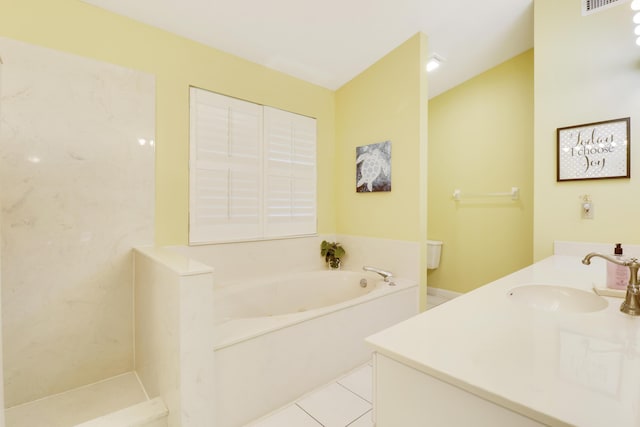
[{"x1": 607, "y1": 243, "x2": 630, "y2": 290}]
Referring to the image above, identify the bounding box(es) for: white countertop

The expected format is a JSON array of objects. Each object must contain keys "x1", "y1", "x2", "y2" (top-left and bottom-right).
[{"x1": 366, "y1": 255, "x2": 640, "y2": 427}]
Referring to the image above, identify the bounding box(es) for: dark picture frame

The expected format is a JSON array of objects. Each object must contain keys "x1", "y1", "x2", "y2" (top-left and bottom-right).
[
  {"x1": 557, "y1": 117, "x2": 630, "y2": 182},
  {"x1": 356, "y1": 141, "x2": 391, "y2": 192}
]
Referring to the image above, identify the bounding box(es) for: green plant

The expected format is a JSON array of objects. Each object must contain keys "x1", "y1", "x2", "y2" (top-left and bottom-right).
[{"x1": 320, "y1": 240, "x2": 345, "y2": 264}]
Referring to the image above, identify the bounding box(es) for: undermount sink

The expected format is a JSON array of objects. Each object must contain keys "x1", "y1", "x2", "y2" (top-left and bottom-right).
[{"x1": 507, "y1": 285, "x2": 608, "y2": 313}]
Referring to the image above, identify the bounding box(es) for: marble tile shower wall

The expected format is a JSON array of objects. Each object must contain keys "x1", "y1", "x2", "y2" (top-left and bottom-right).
[
  {"x1": 0, "y1": 38, "x2": 155, "y2": 406},
  {"x1": 174, "y1": 234, "x2": 421, "y2": 286}
]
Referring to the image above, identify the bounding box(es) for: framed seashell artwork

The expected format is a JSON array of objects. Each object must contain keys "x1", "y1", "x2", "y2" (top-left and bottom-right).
[{"x1": 356, "y1": 140, "x2": 391, "y2": 192}]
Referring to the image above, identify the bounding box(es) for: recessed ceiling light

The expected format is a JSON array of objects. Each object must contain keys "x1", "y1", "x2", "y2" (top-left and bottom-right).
[{"x1": 426, "y1": 54, "x2": 445, "y2": 73}]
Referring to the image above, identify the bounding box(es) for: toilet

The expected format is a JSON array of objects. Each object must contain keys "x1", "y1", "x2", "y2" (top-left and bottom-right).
[{"x1": 427, "y1": 240, "x2": 443, "y2": 269}]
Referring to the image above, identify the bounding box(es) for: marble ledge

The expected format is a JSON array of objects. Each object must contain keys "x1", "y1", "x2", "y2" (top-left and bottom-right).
[
  {"x1": 554, "y1": 240, "x2": 640, "y2": 258},
  {"x1": 74, "y1": 397, "x2": 168, "y2": 427},
  {"x1": 134, "y1": 246, "x2": 213, "y2": 277}
]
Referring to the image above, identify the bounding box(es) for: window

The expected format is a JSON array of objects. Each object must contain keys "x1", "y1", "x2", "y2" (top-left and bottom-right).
[{"x1": 189, "y1": 88, "x2": 317, "y2": 244}]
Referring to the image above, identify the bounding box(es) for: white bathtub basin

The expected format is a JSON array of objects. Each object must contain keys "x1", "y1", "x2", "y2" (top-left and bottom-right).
[{"x1": 506, "y1": 284, "x2": 608, "y2": 313}]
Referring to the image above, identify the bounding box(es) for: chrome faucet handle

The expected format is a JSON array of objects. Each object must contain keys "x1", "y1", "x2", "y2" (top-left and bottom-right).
[
  {"x1": 362, "y1": 265, "x2": 393, "y2": 282},
  {"x1": 582, "y1": 252, "x2": 640, "y2": 316}
]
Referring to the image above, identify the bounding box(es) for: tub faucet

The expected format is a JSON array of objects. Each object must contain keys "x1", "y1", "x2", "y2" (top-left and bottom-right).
[
  {"x1": 363, "y1": 265, "x2": 393, "y2": 282},
  {"x1": 582, "y1": 252, "x2": 640, "y2": 316}
]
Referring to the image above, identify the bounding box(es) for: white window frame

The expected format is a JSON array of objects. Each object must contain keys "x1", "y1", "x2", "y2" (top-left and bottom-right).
[{"x1": 189, "y1": 87, "x2": 317, "y2": 244}]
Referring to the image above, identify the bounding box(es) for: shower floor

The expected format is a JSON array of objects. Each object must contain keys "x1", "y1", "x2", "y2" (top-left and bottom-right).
[{"x1": 5, "y1": 372, "x2": 151, "y2": 427}]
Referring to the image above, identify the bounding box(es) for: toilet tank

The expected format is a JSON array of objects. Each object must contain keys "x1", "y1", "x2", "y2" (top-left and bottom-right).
[{"x1": 427, "y1": 240, "x2": 443, "y2": 269}]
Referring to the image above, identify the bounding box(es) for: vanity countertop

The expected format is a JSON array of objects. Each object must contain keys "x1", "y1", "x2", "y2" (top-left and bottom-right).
[{"x1": 366, "y1": 255, "x2": 640, "y2": 427}]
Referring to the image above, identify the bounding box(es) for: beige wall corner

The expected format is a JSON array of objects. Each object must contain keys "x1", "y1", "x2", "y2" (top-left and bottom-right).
[
  {"x1": 0, "y1": 0, "x2": 336, "y2": 245},
  {"x1": 534, "y1": 0, "x2": 640, "y2": 260},
  {"x1": 335, "y1": 32, "x2": 429, "y2": 308},
  {"x1": 428, "y1": 49, "x2": 534, "y2": 294}
]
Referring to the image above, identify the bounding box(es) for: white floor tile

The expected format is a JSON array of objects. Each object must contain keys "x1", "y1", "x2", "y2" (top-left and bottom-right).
[
  {"x1": 297, "y1": 382, "x2": 371, "y2": 427},
  {"x1": 337, "y1": 365, "x2": 373, "y2": 402},
  {"x1": 246, "y1": 404, "x2": 321, "y2": 427},
  {"x1": 347, "y1": 410, "x2": 374, "y2": 427},
  {"x1": 427, "y1": 294, "x2": 449, "y2": 306}
]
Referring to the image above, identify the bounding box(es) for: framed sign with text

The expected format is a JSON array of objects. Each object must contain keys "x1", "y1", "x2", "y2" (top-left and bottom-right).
[{"x1": 557, "y1": 117, "x2": 630, "y2": 182}]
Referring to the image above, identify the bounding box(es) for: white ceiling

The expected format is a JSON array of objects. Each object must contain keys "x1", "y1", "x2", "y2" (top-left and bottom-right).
[{"x1": 81, "y1": 0, "x2": 534, "y2": 98}]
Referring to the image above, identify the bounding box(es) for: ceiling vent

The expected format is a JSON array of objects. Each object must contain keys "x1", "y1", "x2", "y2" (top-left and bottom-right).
[{"x1": 582, "y1": 0, "x2": 628, "y2": 15}]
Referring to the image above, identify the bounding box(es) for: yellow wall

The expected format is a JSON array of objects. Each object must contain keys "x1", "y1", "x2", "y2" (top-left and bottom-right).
[
  {"x1": 335, "y1": 33, "x2": 429, "y2": 306},
  {"x1": 0, "y1": 216, "x2": 3, "y2": 420},
  {"x1": 534, "y1": 0, "x2": 640, "y2": 260},
  {"x1": 0, "y1": 0, "x2": 335, "y2": 245},
  {"x1": 335, "y1": 33, "x2": 428, "y2": 241},
  {"x1": 428, "y1": 50, "x2": 534, "y2": 293}
]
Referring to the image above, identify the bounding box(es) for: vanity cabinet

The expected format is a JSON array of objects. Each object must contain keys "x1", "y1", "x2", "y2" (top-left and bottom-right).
[
  {"x1": 372, "y1": 353, "x2": 546, "y2": 427},
  {"x1": 366, "y1": 252, "x2": 637, "y2": 427}
]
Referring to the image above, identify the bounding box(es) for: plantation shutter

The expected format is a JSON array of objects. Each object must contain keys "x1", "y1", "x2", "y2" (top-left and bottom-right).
[
  {"x1": 189, "y1": 88, "x2": 262, "y2": 243},
  {"x1": 263, "y1": 107, "x2": 317, "y2": 238},
  {"x1": 189, "y1": 88, "x2": 316, "y2": 244}
]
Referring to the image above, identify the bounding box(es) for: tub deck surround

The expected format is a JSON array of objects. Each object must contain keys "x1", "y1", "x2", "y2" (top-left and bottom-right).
[
  {"x1": 169, "y1": 236, "x2": 328, "y2": 285},
  {"x1": 135, "y1": 246, "x2": 212, "y2": 277},
  {"x1": 213, "y1": 271, "x2": 419, "y2": 427},
  {"x1": 333, "y1": 235, "x2": 421, "y2": 283},
  {"x1": 171, "y1": 234, "x2": 422, "y2": 286},
  {"x1": 214, "y1": 270, "x2": 416, "y2": 349},
  {"x1": 133, "y1": 247, "x2": 215, "y2": 427},
  {"x1": 215, "y1": 270, "x2": 385, "y2": 319},
  {"x1": 134, "y1": 238, "x2": 421, "y2": 427},
  {"x1": 367, "y1": 254, "x2": 640, "y2": 426}
]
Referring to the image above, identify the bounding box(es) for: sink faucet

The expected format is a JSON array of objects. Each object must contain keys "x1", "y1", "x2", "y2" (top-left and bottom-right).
[
  {"x1": 363, "y1": 265, "x2": 393, "y2": 282},
  {"x1": 582, "y1": 252, "x2": 640, "y2": 316}
]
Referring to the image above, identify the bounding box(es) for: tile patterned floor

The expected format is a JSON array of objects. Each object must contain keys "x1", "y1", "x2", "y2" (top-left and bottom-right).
[
  {"x1": 247, "y1": 296, "x2": 451, "y2": 427},
  {"x1": 5, "y1": 293, "x2": 452, "y2": 427},
  {"x1": 246, "y1": 364, "x2": 374, "y2": 427},
  {"x1": 426, "y1": 293, "x2": 449, "y2": 309}
]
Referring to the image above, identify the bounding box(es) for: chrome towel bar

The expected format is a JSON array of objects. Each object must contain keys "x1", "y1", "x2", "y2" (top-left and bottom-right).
[{"x1": 452, "y1": 187, "x2": 519, "y2": 201}]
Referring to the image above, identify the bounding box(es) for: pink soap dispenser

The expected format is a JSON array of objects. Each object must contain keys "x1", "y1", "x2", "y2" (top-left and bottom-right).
[{"x1": 607, "y1": 243, "x2": 630, "y2": 290}]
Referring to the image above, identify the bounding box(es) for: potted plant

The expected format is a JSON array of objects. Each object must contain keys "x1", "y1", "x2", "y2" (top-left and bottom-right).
[{"x1": 321, "y1": 240, "x2": 345, "y2": 270}]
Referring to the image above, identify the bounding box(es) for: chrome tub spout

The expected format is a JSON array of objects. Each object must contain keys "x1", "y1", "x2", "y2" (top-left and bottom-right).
[{"x1": 363, "y1": 265, "x2": 393, "y2": 282}]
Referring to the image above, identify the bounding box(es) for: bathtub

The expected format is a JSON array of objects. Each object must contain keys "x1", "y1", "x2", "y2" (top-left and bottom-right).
[{"x1": 213, "y1": 270, "x2": 418, "y2": 427}]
